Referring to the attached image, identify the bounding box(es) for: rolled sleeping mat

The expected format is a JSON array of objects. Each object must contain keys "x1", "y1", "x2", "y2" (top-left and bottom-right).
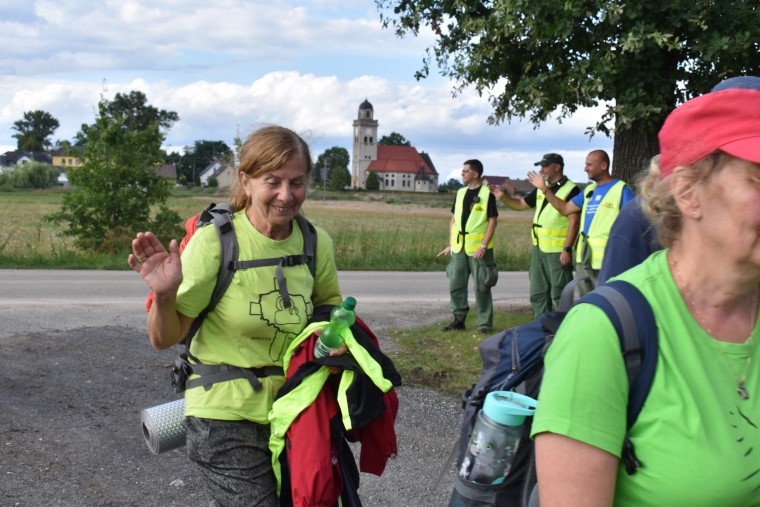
[{"x1": 141, "y1": 398, "x2": 186, "y2": 454}]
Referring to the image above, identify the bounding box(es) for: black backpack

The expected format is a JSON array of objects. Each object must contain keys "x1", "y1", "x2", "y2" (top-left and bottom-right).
[
  {"x1": 447, "y1": 278, "x2": 659, "y2": 506},
  {"x1": 170, "y1": 203, "x2": 318, "y2": 393}
]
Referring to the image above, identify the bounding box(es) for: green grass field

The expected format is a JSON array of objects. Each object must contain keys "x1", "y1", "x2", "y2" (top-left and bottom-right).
[{"x1": 0, "y1": 187, "x2": 534, "y2": 271}]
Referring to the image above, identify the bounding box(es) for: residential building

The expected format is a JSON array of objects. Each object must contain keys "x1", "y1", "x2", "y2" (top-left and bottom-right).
[
  {"x1": 51, "y1": 148, "x2": 83, "y2": 170},
  {"x1": 483, "y1": 176, "x2": 535, "y2": 197},
  {"x1": 199, "y1": 160, "x2": 235, "y2": 188},
  {"x1": 0, "y1": 150, "x2": 52, "y2": 167},
  {"x1": 156, "y1": 163, "x2": 177, "y2": 180},
  {"x1": 484, "y1": 175, "x2": 587, "y2": 198}
]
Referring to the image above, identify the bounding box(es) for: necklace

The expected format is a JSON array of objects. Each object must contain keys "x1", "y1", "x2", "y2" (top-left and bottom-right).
[{"x1": 669, "y1": 255, "x2": 758, "y2": 401}]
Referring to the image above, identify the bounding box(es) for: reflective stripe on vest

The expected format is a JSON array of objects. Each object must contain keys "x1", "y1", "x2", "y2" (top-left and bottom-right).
[
  {"x1": 450, "y1": 184, "x2": 494, "y2": 255},
  {"x1": 532, "y1": 179, "x2": 578, "y2": 252},
  {"x1": 576, "y1": 180, "x2": 626, "y2": 269}
]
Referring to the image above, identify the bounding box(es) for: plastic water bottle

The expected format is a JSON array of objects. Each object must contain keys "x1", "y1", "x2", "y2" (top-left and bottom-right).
[
  {"x1": 458, "y1": 391, "x2": 537, "y2": 485},
  {"x1": 314, "y1": 296, "x2": 357, "y2": 358}
]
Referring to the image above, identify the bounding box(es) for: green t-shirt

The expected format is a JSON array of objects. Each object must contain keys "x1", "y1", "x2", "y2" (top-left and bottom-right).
[
  {"x1": 176, "y1": 211, "x2": 343, "y2": 423},
  {"x1": 531, "y1": 250, "x2": 760, "y2": 505}
]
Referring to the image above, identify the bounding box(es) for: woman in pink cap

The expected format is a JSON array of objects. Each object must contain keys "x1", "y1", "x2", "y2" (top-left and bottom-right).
[{"x1": 531, "y1": 87, "x2": 760, "y2": 505}]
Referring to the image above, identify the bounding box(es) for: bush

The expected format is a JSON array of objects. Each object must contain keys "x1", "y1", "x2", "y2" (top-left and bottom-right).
[
  {"x1": 365, "y1": 171, "x2": 380, "y2": 190},
  {"x1": 8, "y1": 163, "x2": 59, "y2": 189}
]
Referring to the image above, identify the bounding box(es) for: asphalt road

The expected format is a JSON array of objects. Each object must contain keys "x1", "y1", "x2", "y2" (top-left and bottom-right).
[
  {"x1": 0, "y1": 269, "x2": 529, "y2": 506},
  {"x1": 0, "y1": 269, "x2": 530, "y2": 340}
]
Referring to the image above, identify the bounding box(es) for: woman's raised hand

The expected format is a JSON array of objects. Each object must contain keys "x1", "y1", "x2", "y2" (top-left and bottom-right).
[{"x1": 128, "y1": 232, "x2": 183, "y2": 295}]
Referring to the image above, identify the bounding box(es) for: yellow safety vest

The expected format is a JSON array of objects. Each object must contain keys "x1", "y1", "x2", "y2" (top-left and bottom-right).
[
  {"x1": 576, "y1": 180, "x2": 627, "y2": 269},
  {"x1": 532, "y1": 179, "x2": 578, "y2": 253},
  {"x1": 450, "y1": 185, "x2": 494, "y2": 255}
]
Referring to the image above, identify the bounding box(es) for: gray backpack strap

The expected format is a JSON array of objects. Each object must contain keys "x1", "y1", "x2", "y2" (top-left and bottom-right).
[
  {"x1": 183, "y1": 203, "x2": 238, "y2": 349},
  {"x1": 591, "y1": 285, "x2": 640, "y2": 385},
  {"x1": 232, "y1": 214, "x2": 317, "y2": 308},
  {"x1": 557, "y1": 276, "x2": 591, "y2": 312},
  {"x1": 186, "y1": 364, "x2": 284, "y2": 392},
  {"x1": 295, "y1": 214, "x2": 317, "y2": 278}
]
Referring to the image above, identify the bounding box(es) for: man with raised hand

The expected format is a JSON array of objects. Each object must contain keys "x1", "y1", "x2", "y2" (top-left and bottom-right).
[
  {"x1": 528, "y1": 150, "x2": 634, "y2": 293},
  {"x1": 491, "y1": 153, "x2": 580, "y2": 316}
]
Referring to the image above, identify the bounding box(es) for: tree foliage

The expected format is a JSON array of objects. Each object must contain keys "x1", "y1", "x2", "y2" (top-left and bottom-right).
[
  {"x1": 12, "y1": 110, "x2": 60, "y2": 151},
  {"x1": 376, "y1": 0, "x2": 760, "y2": 181},
  {"x1": 48, "y1": 91, "x2": 183, "y2": 252},
  {"x1": 171, "y1": 140, "x2": 233, "y2": 185},
  {"x1": 439, "y1": 178, "x2": 464, "y2": 192},
  {"x1": 316, "y1": 147, "x2": 351, "y2": 190},
  {"x1": 379, "y1": 131, "x2": 412, "y2": 146},
  {"x1": 365, "y1": 170, "x2": 380, "y2": 190}
]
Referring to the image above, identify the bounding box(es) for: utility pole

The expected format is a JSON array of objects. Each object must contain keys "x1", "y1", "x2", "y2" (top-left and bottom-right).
[{"x1": 321, "y1": 160, "x2": 328, "y2": 200}]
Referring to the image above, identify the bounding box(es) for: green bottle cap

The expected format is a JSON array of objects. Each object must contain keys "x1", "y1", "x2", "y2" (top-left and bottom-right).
[{"x1": 342, "y1": 296, "x2": 357, "y2": 311}]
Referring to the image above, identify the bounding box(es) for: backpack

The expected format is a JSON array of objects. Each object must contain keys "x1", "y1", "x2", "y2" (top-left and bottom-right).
[
  {"x1": 447, "y1": 278, "x2": 659, "y2": 507},
  {"x1": 144, "y1": 202, "x2": 318, "y2": 394}
]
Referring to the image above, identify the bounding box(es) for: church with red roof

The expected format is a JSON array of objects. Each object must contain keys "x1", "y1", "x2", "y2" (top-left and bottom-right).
[{"x1": 351, "y1": 99, "x2": 439, "y2": 192}]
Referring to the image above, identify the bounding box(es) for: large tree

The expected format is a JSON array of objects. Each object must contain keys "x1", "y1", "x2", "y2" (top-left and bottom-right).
[
  {"x1": 316, "y1": 147, "x2": 351, "y2": 191},
  {"x1": 12, "y1": 110, "x2": 60, "y2": 151},
  {"x1": 48, "y1": 91, "x2": 182, "y2": 251},
  {"x1": 72, "y1": 90, "x2": 179, "y2": 148},
  {"x1": 376, "y1": 0, "x2": 760, "y2": 182},
  {"x1": 379, "y1": 131, "x2": 412, "y2": 146},
  {"x1": 173, "y1": 140, "x2": 233, "y2": 185}
]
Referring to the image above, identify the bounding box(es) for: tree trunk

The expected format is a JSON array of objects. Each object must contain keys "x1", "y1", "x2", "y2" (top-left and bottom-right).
[{"x1": 611, "y1": 119, "x2": 661, "y2": 191}]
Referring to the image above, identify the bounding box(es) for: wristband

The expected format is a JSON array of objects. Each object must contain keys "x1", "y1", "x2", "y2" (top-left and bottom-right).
[
  {"x1": 563, "y1": 246, "x2": 572, "y2": 253},
  {"x1": 480, "y1": 244, "x2": 488, "y2": 249}
]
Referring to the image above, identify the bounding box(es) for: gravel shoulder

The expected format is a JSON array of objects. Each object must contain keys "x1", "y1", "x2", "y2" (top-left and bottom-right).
[{"x1": 1, "y1": 326, "x2": 461, "y2": 507}]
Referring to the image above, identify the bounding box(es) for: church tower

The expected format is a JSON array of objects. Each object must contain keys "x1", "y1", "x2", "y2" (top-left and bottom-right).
[{"x1": 351, "y1": 99, "x2": 378, "y2": 188}]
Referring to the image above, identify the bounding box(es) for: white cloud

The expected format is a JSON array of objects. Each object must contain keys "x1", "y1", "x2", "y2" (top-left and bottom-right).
[{"x1": 0, "y1": 0, "x2": 615, "y2": 185}]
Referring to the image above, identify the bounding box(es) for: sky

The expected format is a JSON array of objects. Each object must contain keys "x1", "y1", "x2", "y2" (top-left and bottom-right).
[{"x1": 0, "y1": 0, "x2": 614, "y2": 183}]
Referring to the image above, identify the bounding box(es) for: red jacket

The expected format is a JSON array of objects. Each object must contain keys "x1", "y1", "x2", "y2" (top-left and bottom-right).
[{"x1": 275, "y1": 317, "x2": 400, "y2": 506}]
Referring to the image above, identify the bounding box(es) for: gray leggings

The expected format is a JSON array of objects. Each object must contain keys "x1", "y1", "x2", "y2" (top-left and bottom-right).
[{"x1": 185, "y1": 417, "x2": 277, "y2": 507}]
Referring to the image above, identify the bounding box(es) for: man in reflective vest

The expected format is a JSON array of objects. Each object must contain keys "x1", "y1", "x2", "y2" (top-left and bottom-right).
[
  {"x1": 528, "y1": 150, "x2": 634, "y2": 293},
  {"x1": 491, "y1": 153, "x2": 581, "y2": 316},
  {"x1": 436, "y1": 159, "x2": 499, "y2": 333}
]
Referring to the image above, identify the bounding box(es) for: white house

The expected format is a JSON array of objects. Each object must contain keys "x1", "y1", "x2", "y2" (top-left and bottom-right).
[{"x1": 199, "y1": 160, "x2": 235, "y2": 188}]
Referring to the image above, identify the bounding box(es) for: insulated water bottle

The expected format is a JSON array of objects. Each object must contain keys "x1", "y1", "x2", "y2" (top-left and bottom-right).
[{"x1": 314, "y1": 296, "x2": 357, "y2": 358}]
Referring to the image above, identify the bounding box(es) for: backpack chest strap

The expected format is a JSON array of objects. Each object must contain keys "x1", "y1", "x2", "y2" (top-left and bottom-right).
[{"x1": 233, "y1": 254, "x2": 315, "y2": 309}]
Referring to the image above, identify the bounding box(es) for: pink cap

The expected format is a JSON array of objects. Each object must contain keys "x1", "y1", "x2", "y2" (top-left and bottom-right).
[{"x1": 658, "y1": 88, "x2": 760, "y2": 178}]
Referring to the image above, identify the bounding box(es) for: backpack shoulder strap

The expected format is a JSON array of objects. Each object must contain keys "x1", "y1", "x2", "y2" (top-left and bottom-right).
[
  {"x1": 557, "y1": 275, "x2": 592, "y2": 312},
  {"x1": 295, "y1": 214, "x2": 317, "y2": 279},
  {"x1": 182, "y1": 203, "x2": 238, "y2": 350},
  {"x1": 578, "y1": 280, "x2": 658, "y2": 474}
]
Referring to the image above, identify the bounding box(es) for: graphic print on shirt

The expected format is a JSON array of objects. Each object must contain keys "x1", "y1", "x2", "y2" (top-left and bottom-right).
[
  {"x1": 585, "y1": 193, "x2": 603, "y2": 216},
  {"x1": 248, "y1": 278, "x2": 312, "y2": 362},
  {"x1": 730, "y1": 405, "x2": 760, "y2": 493}
]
